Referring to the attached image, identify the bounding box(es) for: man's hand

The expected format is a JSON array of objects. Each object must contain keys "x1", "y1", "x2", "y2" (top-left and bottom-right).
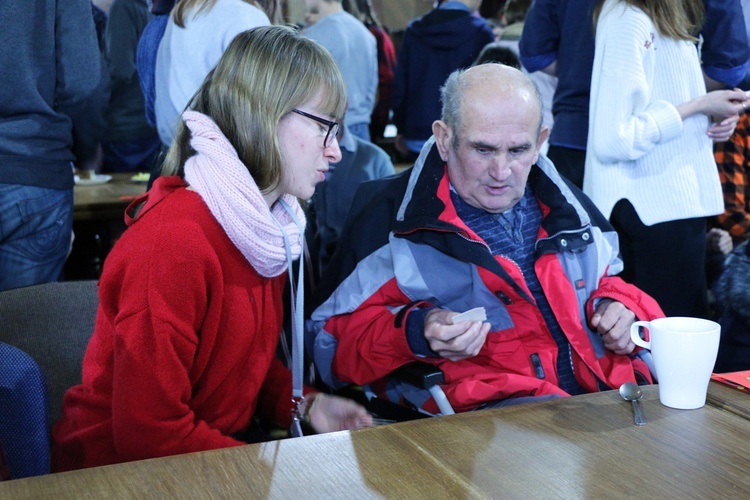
[
  {"x1": 424, "y1": 308, "x2": 490, "y2": 362},
  {"x1": 589, "y1": 299, "x2": 636, "y2": 355}
]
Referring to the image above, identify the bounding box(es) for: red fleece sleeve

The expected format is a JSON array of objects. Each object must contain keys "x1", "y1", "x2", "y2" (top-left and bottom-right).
[{"x1": 109, "y1": 308, "x2": 243, "y2": 462}]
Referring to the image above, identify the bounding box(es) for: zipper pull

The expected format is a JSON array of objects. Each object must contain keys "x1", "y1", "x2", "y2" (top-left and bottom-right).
[{"x1": 530, "y1": 353, "x2": 545, "y2": 379}]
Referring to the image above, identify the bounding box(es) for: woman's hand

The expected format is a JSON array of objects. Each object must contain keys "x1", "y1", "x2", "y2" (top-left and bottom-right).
[
  {"x1": 305, "y1": 393, "x2": 374, "y2": 433},
  {"x1": 701, "y1": 88, "x2": 747, "y2": 120},
  {"x1": 692, "y1": 89, "x2": 746, "y2": 142},
  {"x1": 707, "y1": 113, "x2": 740, "y2": 142},
  {"x1": 679, "y1": 88, "x2": 747, "y2": 123}
]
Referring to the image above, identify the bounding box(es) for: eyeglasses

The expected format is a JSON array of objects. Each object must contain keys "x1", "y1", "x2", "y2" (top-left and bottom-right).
[{"x1": 291, "y1": 109, "x2": 339, "y2": 148}]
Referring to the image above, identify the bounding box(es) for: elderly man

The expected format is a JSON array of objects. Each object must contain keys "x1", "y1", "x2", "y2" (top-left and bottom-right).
[{"x1": 310, "y1": 64, "x2": 663, "y2": 414}]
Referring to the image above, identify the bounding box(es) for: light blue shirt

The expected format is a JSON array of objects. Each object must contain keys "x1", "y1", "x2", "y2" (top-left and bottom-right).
[{"x1": 304, "y1": 11, "x2": 378, "y2": 127}]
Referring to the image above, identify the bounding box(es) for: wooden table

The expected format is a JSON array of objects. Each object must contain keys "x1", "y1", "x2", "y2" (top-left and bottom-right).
[
  {"x1": 707, "y1": 379, "x2": 750, "y2": 419},
  {"x1": 73, "y1": 173, "x2": 146, "y2": 222},
  {"x1": 3, "y1": 383, "x2": 750, "y2": 498},
  {"x1": 66, "y1": 173, "x2": 147, "y2": 279}
]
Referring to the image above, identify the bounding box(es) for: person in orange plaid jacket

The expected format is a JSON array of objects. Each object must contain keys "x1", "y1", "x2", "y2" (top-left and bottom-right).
[{"x1": 713, "y1": 111, "x2": 750, "y2": 245}]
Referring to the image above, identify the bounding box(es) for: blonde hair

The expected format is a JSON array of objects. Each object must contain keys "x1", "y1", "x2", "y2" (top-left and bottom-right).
[
  {"x1": 594, "y1": 0, "x2": 704, "y2": 42},
  {"x1": 173, "y1": 0, "x2": 281, "y2": 27},
  {"x1": 160, "y1": 25, "x2": 346, "y2": 192}
]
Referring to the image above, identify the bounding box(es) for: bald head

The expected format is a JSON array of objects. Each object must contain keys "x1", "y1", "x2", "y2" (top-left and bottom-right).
[
  {"x1": 440, "y1": 64, "x2": 544, "y2": 146},
  {"x1": 432, "y1": 64, "x2": 550, "y2": 214}
]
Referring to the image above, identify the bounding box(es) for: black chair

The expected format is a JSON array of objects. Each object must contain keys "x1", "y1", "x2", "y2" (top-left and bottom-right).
[{"x1": 355, "y1": 362, "x2": 455, "y2": 422}]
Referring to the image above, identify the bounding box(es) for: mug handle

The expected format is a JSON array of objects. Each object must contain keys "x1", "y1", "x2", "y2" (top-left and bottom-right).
[{"x1": 630, "y1": 321, "x2": 651, "y2": 349}]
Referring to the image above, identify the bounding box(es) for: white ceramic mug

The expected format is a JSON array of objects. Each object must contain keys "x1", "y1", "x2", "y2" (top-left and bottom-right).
[{"x1": 630, "y1": 317, "x2": 720, "y2": 409}]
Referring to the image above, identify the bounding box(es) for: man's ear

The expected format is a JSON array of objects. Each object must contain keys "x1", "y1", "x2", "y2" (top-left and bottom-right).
[
  {"x1": 532, "y1": 125, "x2": 551, "y2": 163},
  {"x1": 432, "y1": 120, "x2": 452, "y2": 162},
  {"x1": 537, "y1": 125, "x2": 550, "y2": 151}
]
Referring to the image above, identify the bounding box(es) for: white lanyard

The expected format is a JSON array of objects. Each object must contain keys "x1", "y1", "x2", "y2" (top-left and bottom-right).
[{"x1": 271, "y1": 198, "x2": 306, "y2": 437}]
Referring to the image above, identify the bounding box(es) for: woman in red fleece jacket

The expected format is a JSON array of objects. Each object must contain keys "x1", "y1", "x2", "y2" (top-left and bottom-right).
[{"x1": 52, "y1": 26, "x2": 372, "y2": 471}]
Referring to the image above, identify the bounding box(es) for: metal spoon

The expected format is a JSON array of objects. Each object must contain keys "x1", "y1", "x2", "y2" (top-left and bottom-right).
[{"x1": 619, "y1": 382, "x2": 647, "y2": 426}]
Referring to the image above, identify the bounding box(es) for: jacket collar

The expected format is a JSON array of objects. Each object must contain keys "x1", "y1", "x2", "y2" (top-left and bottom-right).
[{"x1": 396, "y1": 137, "x2": 592, "y2": 240}]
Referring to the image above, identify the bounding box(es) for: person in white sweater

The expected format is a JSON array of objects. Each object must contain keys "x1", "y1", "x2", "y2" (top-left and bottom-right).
[
  {"x1": 583, "y1": 0, "x2": 747, "y2": 317},
  {"x1": 154, "y1": 0, "x2": 275, "y2": 148}
]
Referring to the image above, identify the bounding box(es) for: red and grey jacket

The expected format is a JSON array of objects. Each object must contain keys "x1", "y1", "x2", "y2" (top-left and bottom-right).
[{"x1": 310, "y1": 139, "x2": 663, "y2": 413}]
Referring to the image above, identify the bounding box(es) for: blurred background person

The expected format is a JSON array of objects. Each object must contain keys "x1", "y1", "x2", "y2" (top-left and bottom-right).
[
  {"x1": 707, "y1": 108, "x2": 750, "y2": 308},
  {"x1": 584, "y1": 0, "x2": 746, "y2": 318},
  {"x1": 342, "y1": 0, "x2": 396, "y2": 143},
  {"x1": 303, "y1": 0, "x2": 378, "y2": 142},
  {"x1": 136, "y1": 0, "x2": 178, "y2": 129},
  {"x1": 154, "y1": 0, "x2": 276, "y2": 149},
  {"x1": 101, "y1": 0, "x2": 161, "y2": 173},
  {"x1": 492, "y1": 0, "x2": 555, "y2": 154},
  {"x1": 473, "y1": 43, "x2": 521, "y2": 68},
  {"x1": 712, "y1": 111, "x2": 750, "y2": 244},
  {"x1": 713, "y1": 240, "x2": 750, "y2": 372},
  {"x1": 307, "y1": 117, "x2": 395, "y2": 274},
  {"x1": 520, "y1": 0, "x2": 749, "y2": 190},
  {"x1": 391, "y1": 0, "x2": 494, "y2": 162},
  {"x1": 0, "y1": 0, "x2": 103, "y2": 291}
]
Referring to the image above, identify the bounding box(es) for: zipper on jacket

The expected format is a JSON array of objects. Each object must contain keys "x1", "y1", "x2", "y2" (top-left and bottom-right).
[
  {"x1": 454, "y1": 231, "x2": 535, "y2": 306},
  {"x1": 400, "y1": 226, "x2": 533, "y2": 304},
  {"x1": 530, "y1": 353, "x2": 545, "y2": 379},
  {"x1": 454, "y1": 230, "x2": 492, "y2": 253}
]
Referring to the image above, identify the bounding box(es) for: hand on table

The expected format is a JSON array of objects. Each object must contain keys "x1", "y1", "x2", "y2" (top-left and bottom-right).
[
  {"x1": 589, "y1": 299, "x2": 636, "y2": 355},
  {"x1": 307, "y1": 393, "x2": 373, "y2": 433},
  {"x1": 424, "y1": 308, "x2": 490, "y2": 362}
]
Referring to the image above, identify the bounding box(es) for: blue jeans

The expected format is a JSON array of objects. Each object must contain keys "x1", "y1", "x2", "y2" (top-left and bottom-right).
[{"x1": 0, "y1": 184, "x2": 73, "y2": 291}]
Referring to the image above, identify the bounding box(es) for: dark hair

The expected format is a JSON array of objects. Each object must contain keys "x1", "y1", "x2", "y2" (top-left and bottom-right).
[
  {"x1": 503, "y1": 0, "x2": 531, "y2": 25},
  {"x1": 342, "y1": 0, "x2": 383, "y2": 28},
  {"x1": 473, "y1": 43, "x2": 521, "y2": 69}
]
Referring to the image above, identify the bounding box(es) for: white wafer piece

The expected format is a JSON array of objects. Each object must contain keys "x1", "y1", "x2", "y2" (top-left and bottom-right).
[{"x1": 451, "y1": 306, "x2": 487, "y2": 324}]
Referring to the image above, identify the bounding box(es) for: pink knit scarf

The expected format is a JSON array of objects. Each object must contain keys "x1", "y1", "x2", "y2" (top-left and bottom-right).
[{"x1": 182, "y1": 110, "x2": 305, "y2": 278}]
